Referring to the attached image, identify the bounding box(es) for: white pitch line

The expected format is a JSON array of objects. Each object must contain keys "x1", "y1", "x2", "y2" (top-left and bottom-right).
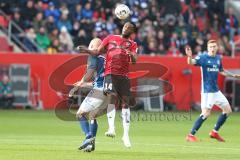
[{"x1": 96, "y1": 141, "x2": 240, "y2": 151}]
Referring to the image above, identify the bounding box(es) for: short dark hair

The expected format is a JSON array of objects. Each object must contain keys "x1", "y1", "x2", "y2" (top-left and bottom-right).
[{"x1": 130, "y1": 22, "x2": 137, "y2": 33}]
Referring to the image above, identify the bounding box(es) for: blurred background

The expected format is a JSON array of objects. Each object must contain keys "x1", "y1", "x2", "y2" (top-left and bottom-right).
[{"x1": 0, "y1": 0, "x2": 240, "y2": 111}]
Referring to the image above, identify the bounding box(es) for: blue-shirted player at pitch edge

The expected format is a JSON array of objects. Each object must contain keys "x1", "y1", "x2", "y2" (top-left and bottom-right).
[
  {"x1": 185, "y1": 40, "x2": 240, "y2": 142},
  {"x1": 69, "y1": 38, "x2": 108, "y2": 152}
]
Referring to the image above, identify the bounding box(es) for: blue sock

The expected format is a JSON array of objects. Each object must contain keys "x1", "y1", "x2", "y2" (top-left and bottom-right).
[
  {"x1": 190, "y1": 115, "x2": 207, "y2": 135},
  {"x1": 89, "y1": 119, "x2": 98, "y2": 137},
  {"x1": 214, "y1": 113, "x2": 228, "y2": 131},
  {"x1": 79, "y1": 116, "x2": 89, "y2": 136}
]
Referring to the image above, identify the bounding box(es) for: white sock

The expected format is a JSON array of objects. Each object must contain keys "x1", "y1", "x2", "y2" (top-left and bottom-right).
[
  {"x1": 122, "y1": 108, "x2": 130, "y2": 137},
  {"x1": 107, "y1": 104, "x2": 116, "y2": 132}
]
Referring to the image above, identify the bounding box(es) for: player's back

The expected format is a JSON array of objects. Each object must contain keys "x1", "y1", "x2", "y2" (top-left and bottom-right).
[
  {"x1": 87, "y1": 55, "x2": 105, "y2": 89},
  {"x1": 102, "y1": 34, "x2": 137, "y2": 77}
]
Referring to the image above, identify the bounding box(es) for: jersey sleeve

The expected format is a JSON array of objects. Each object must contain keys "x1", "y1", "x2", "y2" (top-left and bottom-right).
[
  {"x1": 101, "y1": 35, "x2": 111, "y2": 48},
  {"x1": 194, "y1": 55, "x2": 204, "y2": 66},
  {"x1": 87, "y1": 55, "x2": 97, "y2": 70},
  {"x1": 130, "y1": 42, "x2": 138, "y2": 55}
]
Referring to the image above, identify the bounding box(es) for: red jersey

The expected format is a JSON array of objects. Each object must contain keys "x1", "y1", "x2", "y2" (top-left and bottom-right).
[{"x1": 101, "y1": 35, "x2": 138, "y2": 76}]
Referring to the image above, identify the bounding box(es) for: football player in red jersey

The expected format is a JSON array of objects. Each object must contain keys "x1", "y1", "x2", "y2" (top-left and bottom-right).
[{"x1": 78, "y1": 22, "x2": 138, "y2": 148}]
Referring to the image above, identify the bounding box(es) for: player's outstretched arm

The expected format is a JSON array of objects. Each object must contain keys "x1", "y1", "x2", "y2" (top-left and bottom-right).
[
  {"x1": 68, "y1": 69, "x2": 95, "y2": 97},
  {"x1": 185, "y1": 45, "x2": 196, "y2": 65},
  {"x1": 77, "y1": 43, "x2": 106, "y2": 55},
  {"x1": 77, "y1": 46, "x2": 99, "y2": 55},
  {"x1": 220, "y1": 70, "x2": 240, "y2": 79}
]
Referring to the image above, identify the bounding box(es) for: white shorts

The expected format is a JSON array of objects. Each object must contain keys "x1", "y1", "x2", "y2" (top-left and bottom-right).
[
  {"x1": 201, "y1": 91, "x2": 230, "y2": 109},
  {"x1": 79, "y1": 88, "x2": 108, "y2": 113}
]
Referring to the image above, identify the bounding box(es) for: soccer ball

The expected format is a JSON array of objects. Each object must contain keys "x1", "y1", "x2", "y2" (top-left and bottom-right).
[{"x1": 114, "y1": 4, "x2": 130, "y2": 20}]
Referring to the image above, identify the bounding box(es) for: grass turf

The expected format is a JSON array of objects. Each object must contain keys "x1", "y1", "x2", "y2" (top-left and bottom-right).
[{"x1": 0, "y1": 110, "x2": 240, "y2": 160}]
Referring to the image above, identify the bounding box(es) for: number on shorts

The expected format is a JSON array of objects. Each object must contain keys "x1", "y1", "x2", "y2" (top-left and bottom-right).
[{"x1": 105, "y1": 83, "x2": 113, "y2": 91}]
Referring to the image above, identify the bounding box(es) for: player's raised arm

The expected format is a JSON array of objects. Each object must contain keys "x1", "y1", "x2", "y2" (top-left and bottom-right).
[
  {"x1": 219, "y1": 69, "x2": 240, "y2": 79},
  {"x1": 185, "y1": 45, "x2": 196, "y2": 65}
]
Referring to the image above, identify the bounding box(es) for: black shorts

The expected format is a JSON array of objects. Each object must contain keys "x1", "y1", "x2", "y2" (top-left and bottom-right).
[{"x1": 103, "y1": 74, "x2": 131, "y2": 97}]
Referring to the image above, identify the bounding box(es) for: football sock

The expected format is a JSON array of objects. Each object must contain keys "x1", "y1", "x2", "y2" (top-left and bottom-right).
[
  {"x1": 122, "y1": 108, "x2": 130, "y2": 137},
  {"x1": 190, "y1": 115, "x2": 207, "y2": 135},
  {"x1": 214, "y1": 113, "x2": 228, "y2": 132},
  {"x1": 79, "y1": 116, "x2": 89, "y2": 136},
  {"x1": 107, "y1": 104, "x2": 116, "y2": 131},
  {"x1": 89, "y1": 119, "x2": 98, "y2": 137}
]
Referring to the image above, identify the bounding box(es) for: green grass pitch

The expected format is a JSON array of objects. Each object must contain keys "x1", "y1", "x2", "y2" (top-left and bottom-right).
[{"x1": 0, "y1": 110, "x2": 240, "y2": 160}]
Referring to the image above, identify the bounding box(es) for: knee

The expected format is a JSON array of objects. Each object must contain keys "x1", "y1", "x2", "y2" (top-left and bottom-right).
[
  {"x1": 76, "y1": 109, "x2": 86, "y2": 118},
  {"x1": 223, "y1": 106, "x2": 232, "y2": 115},
  {"x1": 201, "y1": 112, "x2": 211, "y2": 118},
  {"x1": 88, "y1": 111, "x2": 97, "y2": 120}
]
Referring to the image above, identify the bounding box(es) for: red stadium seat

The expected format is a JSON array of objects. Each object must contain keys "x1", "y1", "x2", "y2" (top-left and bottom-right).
[
  {"x1": 0, "y1": 15, "x2": 9, "y2": 28},
  {"x1": 0, "y1": 36, "x2": 13, "y2": 52}
]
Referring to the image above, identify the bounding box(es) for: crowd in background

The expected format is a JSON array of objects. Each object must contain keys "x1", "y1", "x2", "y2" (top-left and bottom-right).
[{"x1": 0, "y1": 0, "x2": 239, "y2": 56}]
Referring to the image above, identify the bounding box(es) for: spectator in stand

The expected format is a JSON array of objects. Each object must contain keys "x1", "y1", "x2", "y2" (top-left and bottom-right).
[
  {"x1": 34, "y1": 0, "x2": 44, "y2": 12},
  {"x1": 92, "y1": 1, "x2": 106, "y2": 21},
  {"x1": 0, "y1": 0, "x2": 11, "y2": 15},
  {"x1": 81, "y1": 2, "x2": 93, "y2": 20},
  {"x1": 186, "y1": 18, "x2": 199, "y2": 42},
  {"x1": 191, "y1": 35, "x2": 205, "y2": 55},
  {"x1": 12, "y1": 11, "x2": 25, "y2": 33},
  {"x1": 162, "y1": 0, "x2": 181, "y2": 17},
  {"x1": 21, "y1": 0, "x2": 37, "y2": 28},
  {"x1": 59, "y1": 3, "x2": 69, "y2": 16},
  {"x1": 179, "y1": 30, "x2": 189, "y2": 54},
  {"x1": 0, "y1": 75, "x2": 14, "y2": 109},
  {"x1": 71, "y1": 4, "x2": 82, "y2": 21},
  {"x1": 44, "y1": 2, "x2": 60, "y2": 21},
  {"x1": 23, "y1": 27, "x2": 38, "y2": 52},
  {"x1": 211, "y1": 13, "x2": 222, "y2": 32},
  {"x1": 59, "y1": 26, "x2": 73, "y2": 53},
  {"x1": 57, "y1": 13, "x2": 72, "y2": 32},
  {"x1": 71, "y1": 21, "x2": 81, "y2": 37},
  {"x1": 169, "y1": 32, "x2": 180, "y2": 50},
  {"x1": 218, "y1": 35, "x2": 232, "y2": 56},
  {"x1": 106, "y1": 17, "x2": 117, "y2": 34},
  {"x1": 48, "y1": 28, "x2": 59, "y2": 42},
  {"x1": 73, "y1": 29, "x2": 90, "y2": 48},
  {"x1": 135, "y1": 32, "x2": 147, "y2": 54},
  {"x1": 175, "y1": 20, "x2": 186, "y2": 37},
  {"x1": 47, "y1": 39, "x2": 60, "y2": 54},
  {"x1": 194, "y1": 45, "x2": 205, "y2": 55},
  {"x1": 206, "y1": 0, "x2": 225, "y2": 23},
  {"x1": 94, "y1": 18, "x2": 106, "y2": 33},
  {"x1": 44, "y1": 15, "x2": 56, "y2": 34},
  {"x1": 36, "y1": 26, "x2": 50, "y2": 51},
  {"x1": 222, "y1": 7, "x2": 239, "y2": 40},
  {"x1": 0, "y1": 0, "x2": 236, "y2": 56},
  {"x1": 33, "y1": 12, "x2": 45, "y2": 32},
  {"x1": 167, "y1": 45, "x2": 181, "y2": 57},
  {"x1": 157, "y1": 44, "x2": 167, "y2": 55},
  {"x1": 146, "y1": 40, "x2": 158, "y2": 55},
  {"x1": 157, "y1": 30, "x2": 170, "y2": 50}
]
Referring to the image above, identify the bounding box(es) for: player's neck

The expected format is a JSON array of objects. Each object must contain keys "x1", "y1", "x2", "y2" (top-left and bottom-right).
[
  {"x1": 208, "y1": 53, "x2": 216, "y2": 57},
  {"x1": 121, "y1": 34, "x2": 129, "y2": 39}
]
